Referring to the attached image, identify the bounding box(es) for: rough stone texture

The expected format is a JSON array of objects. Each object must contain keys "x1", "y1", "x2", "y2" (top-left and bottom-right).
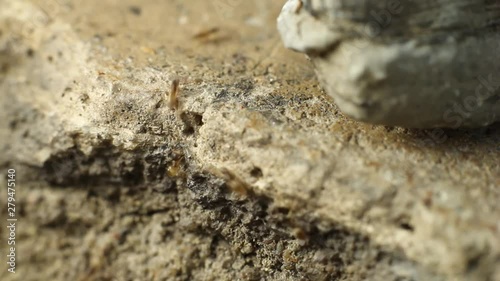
[
  {"x1": 0, "y1": 0, "x2": 499, "y2": 281},
  {"x1": 278, "y1": 0, "x2": 500, "y2": 128}
]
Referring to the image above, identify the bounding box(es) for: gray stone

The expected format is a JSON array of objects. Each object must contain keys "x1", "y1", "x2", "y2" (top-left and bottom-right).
[{"x1": 278, "y1": 0, "x2": 500, "y2": 128}]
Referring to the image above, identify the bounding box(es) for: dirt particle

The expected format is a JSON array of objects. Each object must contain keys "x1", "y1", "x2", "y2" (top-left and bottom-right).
[
  {"x1": 250, "y1": 167, "x2": 263, "y2": 178},
  {"x1": 26, "y1": 48, "x2": 35, "y2": 57},
  {"x1": 129, "y1": 6, "x2": 142, "y2": 16},
  {"x1": 192, "y1": 27, "x2": 220, "y2": 40}
]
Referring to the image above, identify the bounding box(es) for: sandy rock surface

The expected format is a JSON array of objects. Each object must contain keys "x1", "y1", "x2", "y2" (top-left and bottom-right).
[{"x1": 0, "y1": 0, "x2": 499, "y2": 280}]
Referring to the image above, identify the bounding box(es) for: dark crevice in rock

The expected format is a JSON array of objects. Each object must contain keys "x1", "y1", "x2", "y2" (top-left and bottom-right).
[
  {"x1": 180, "y1": 111, "x2": 204, "y2": 136},
  {"x1": 35, "y1": 138, "x2": 428, "y2": 280},
  {"x1": 41, "y1": 139, "x2": 182, "y2": 188}
]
